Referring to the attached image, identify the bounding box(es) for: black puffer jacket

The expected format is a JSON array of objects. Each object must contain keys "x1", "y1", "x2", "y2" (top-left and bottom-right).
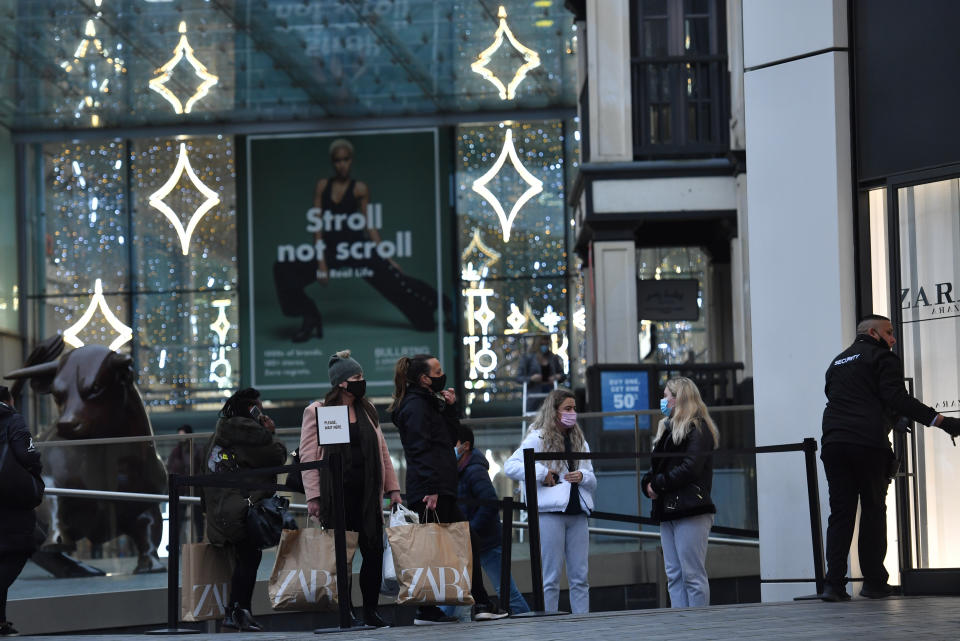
[
  {"x1": 0, "y1": 402, "x2": 42, "y2": 553},
  {"x1": 822, "y1": 334, "x2": 938, "y2": 450},
  {"x1": 641, "y1": 418, "x2": 716, "y2": 523},
  {"x1": 391, "y1": 387, "x2": 459, "y2": 505},
  {"x1": 202, "y1": 416, "x2": 286, "y2": 545}
]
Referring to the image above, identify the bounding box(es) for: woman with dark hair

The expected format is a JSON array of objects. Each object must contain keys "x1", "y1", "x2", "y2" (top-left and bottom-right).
[
  {"x1": 641, "y1": 377, "x2": 719, "y2": 608},
  {"x1": 299, "y1": 350, "x2": 400, "y2": 628},
  {"x1": 504, "y1": 388, "x2": 596, "y2": 613},
  {"x1": 389, "y1": 355, "x2": 506, "y2": 625},
  {"x1": 203, "y1": 388, "x2": 286, "y2": 632}
]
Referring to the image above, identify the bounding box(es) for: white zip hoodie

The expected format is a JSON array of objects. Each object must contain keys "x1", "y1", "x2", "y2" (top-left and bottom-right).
[{"x1": 504, "y1": 428, "x2": 596, "y2": 514}]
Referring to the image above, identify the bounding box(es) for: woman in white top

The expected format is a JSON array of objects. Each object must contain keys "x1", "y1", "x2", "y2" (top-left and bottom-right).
[{"x1": 504, "y1": 389, "x2": 596, "y2": 613}]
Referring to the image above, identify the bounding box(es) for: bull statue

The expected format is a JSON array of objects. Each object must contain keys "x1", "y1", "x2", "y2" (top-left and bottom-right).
[{"x1": 5, "y1": 336, "x2": 168, "y2": 576}]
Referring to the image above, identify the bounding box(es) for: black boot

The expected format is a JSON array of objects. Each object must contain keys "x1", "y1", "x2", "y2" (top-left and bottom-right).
[
  {"x1": 234, "y1": 606, "x2": 263, "y2": 632},
  {"x1": 363, "y1": 607, "x2": 389, "y2": 628},
  {"x1": 220, "y1": 604, "x2": 240, "y2": 630},
  {"x1": 292, "y1": 313, "x2": 323, "y2": 342}
]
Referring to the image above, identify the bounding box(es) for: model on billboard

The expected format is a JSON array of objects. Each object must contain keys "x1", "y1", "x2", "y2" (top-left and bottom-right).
[{"x1": 273, "y1": 138, "x2": 446, "y2": 342}]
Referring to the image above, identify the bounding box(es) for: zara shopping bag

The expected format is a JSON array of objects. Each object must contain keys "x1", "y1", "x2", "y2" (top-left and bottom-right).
[
  {"x1": 267, "y1": 526, "x2": 359, "y2": 611},
  {"x1": 180, "y1": 543, "x2": 235, "y2": 622},
  {"x1": 381, "y1": 503, "x2": 419, "y2": 595},
  {"x1": 386, "y1": 516, "x2": 474, "y2": 606}
]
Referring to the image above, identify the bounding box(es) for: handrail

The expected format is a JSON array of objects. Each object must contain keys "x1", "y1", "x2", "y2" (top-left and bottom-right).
[{"x1": 31, "y1": 405, "x2": 756, "y2": 447}]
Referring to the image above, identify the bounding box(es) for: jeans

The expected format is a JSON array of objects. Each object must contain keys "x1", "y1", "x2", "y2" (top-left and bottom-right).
[
  {"x1": 539, "y1": 512, "x2": 589, "y2": 613},
  {"x1": 822, "y1": 442, "x2": 892, "y2": 587},
  {"x1": 441, "y1": 546, "x2": 531, "y2": 617},
  {"x1": 660, "y1": 512, "x2": 713, "y2": 607}
]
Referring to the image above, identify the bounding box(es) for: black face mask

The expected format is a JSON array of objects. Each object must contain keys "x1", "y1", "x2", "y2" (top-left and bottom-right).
[
  {"x1": 345, "y1": 379, "x2": 366, "y2": 399},
  {"x1": 427, "y1": 374, "x2": 446, "y2": 393}
]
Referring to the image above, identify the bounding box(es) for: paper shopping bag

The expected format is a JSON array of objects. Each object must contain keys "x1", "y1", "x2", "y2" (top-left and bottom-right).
[
  {"x1": 181, "y1": 543, "x2": 235, "y2": 622},
  {"x1": 382, "y1": 503, "x2": 420, "y2": 595},
  {"x1": 268, "y1": 527, "x2": 359, "y2": 611},
  {"x1": 386, "y1": 520, "x2": 474, "y2": 606}
]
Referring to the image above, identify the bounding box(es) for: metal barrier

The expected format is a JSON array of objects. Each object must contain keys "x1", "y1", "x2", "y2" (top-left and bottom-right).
[
  {"x1": 521, "y1": 438, "x2": 825, "y2": 609},
  {"x1": 144, "y1": 455, "x2": 356, "y2": 635}
]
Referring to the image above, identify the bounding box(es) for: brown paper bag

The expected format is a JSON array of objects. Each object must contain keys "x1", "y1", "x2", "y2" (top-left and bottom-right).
[
  {"x1": 267, "y1": 527, "x2": 359, "y2": 611},
  {"x1": 181, "y1": 543, "x2": 235, "y2": 622},
  {"x1": 386, "y1": 521, "x2": 475, "y2": 606}
]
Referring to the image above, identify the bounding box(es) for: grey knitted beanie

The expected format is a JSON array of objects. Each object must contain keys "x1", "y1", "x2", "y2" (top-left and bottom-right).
[{"x1": 328, "y1": 350, "x2": 363, "y2": 387}]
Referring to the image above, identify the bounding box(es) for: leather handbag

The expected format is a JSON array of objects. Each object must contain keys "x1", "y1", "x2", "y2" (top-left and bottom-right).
[
  {"x1": 0, "y1": 437, "x2": 45, "y2": 509},
  {"x1": 663, "y1": 483, "x2": 710, "y2": 515},
  {"x1": 246, "y1": 495, "x2": 298, "y2": 549}
]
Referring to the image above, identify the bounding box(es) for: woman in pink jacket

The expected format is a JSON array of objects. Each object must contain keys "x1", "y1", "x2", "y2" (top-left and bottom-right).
[{"x1": 299, "y1": 350, "x2": 400, "y2": 628}]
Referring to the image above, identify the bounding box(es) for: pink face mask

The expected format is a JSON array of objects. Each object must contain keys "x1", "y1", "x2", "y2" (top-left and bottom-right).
[{"x1": 559, "y1": 411, "x2": 577, "y2": 427}]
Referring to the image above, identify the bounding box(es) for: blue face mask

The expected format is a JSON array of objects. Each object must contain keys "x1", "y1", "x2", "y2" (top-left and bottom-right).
[
  {"x1": 660, "y1": 398, "x2": 672, "y2": 417},
  {"x1": 455, "y1": 446, "x2": 464, "y2": 461}
]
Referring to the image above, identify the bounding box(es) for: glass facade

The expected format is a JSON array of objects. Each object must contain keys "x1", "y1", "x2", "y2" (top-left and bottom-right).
[{"x1": 31, "y1": 135, "x2": 239, "y2": 409}]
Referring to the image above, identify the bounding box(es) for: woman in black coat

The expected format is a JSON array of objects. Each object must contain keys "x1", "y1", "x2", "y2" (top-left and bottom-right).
[
  {"x1": 0, "y1": 387, "x2": 42, "y2": 637},
  {"x1": 203, "y1": 388, "x2": 286, "y2": 632},
  {"x1": 641, "y1": 377, "x2": 719, "y2": 608}
]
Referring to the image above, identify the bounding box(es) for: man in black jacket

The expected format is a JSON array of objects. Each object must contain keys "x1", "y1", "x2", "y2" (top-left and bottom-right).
[
  {"x1": 0, "y1": 386, "x2": 42, "y2": 637},
  {"x1": 820, "y1": 315, "x2": 960, "y2": 602}
]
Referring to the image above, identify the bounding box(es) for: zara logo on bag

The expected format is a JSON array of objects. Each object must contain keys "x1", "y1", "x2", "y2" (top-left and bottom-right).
[
  {"x1": 399, "y1": 565, "x2": 472, "y2": 603},
  {"x1": 192, "y1": 582, "x2": 230, "y2": 618},
  {"x1": 272, "y1": 569, "x2": 337, "y2": 605}
]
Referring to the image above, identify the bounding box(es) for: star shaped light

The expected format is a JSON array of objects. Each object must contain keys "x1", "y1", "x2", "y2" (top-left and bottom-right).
[
  {"x1": 539, "y1": 305, "x2": 562, "y2": 332},
  {"x1": 471, "y1": 128, "x2": 543, "y2": 242},
  {"x1": 209, "y1": 299, "x2": 232, "y2": 343},
  {"x1": 148, "y1": 142, "x2": 221, "y2": 255},
  {"x1": 573, "y1": 306, "x2": 586, "y2": 332},
  {"x1": 471, "y1": 5, "x2": 541, "y2": 100},
  {"x1": 505, "y1": 303, "x2": 527, "y2": 334},
  {"x1": 62, "y1": 279, "x2": 133, "y2": 351},
  {"x1": 149, "y1": 21, "x2": 219, "y2": 114}
]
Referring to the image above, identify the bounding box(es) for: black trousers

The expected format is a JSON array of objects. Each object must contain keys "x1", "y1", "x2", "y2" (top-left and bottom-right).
[
  {"x1": 413, "y1": 495, "x2": 491, "y2": 609},
  {"x1": 0, "y1": 552, "x2": 30, "y2": 622},
  {"x1": 230, "y1": 539, "x2": 263, "y2": 611},
  {"x1": 342, "y1": 485, "x2": 383, "y2": 611},
  {"x1": 272, "y1": 258, "x2": 442, "y2": 332},
  {"x1": 822, "y1": 442, "x2": 893, "y2": 586}
]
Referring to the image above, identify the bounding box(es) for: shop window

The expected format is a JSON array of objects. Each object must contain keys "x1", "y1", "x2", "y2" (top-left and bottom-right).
[{"x1": 33, "y1": 136, "x2": 238, "y2": 410}]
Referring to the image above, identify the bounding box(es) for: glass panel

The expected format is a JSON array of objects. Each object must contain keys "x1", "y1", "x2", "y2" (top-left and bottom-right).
[
  {"x1": 0, "y1": 128, "x2": 15, "y2": 331},
  {"x1": 637, "y1": 247, "x2": 709, "y2": 362},
  {"x1": 42, "y1": 139, "x2": 129, "y2": 295},
  {"x1": 642, "y1": 18, "x2": 669, "y2": 57},
  {"x1": 134, "y1": 291, "x2": 240, "y2": 408},
  {"x1": 129, "y1": 136, "x2": 237, "y2": 293},
  {"x1": 455, "y1": 121, "x2": 570, "y2": 414},
  {"x1": 897, "y1": 178, "x2": 960, "y2": 572},
  {"x1": 684, "y1": 17, "x2": 711, "y2": 54}
]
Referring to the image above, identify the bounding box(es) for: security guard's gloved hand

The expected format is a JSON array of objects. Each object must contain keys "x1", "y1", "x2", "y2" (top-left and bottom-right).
[
  {"x1": 893, "y1": 416, "x2": 913, "y2": 434},
  {"x1": 939, "y1": 416, "x2": 960, "y2": 438}
]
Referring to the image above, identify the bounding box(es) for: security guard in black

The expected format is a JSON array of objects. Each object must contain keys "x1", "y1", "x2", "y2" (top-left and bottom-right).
[{"x1": 819, "y1": 315, "x2": 960, "y2": 601}]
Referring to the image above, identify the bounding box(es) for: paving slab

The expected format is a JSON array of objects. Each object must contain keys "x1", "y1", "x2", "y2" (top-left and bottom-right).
[{"x1": 12, "y1": 595, "x2": 960, "y2": 641}]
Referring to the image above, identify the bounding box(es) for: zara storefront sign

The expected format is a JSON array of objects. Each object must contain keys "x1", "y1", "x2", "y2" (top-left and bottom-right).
[{"x1": 901, "y1": 282, "x2": 960, "y2": 318}]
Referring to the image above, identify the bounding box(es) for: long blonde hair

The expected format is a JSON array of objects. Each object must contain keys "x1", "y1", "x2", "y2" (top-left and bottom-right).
[
  {"x1": 653, "y1": 377, "x2": 719, "y2": 448},
  {"x1": 527, "y1": 389, "x2": 585, "y2": 473}
]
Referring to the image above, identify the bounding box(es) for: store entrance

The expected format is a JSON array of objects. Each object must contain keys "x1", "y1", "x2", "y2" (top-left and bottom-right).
[{"x1": 868, "y1": 175, "x2": 960, "y2": 593}]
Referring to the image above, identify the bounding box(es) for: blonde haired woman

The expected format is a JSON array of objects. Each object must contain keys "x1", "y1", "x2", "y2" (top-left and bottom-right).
[
  {"x1": 641, "y1": 377, "x2": 719, "y2": 608},
  {"x1": 504, "y1": 389, "x2": 596, "y2": 613}
]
